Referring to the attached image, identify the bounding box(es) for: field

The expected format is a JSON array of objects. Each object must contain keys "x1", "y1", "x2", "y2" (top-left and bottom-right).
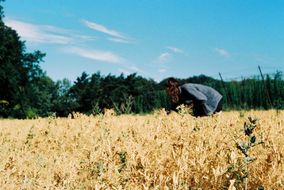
[{"x1": 0, "y1": 110, "x2": 283, "y2": 189}]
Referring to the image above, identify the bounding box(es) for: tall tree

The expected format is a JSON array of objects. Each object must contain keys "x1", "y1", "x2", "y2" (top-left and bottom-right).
[
  {"x1": 0, "y1": 1, "x2": 46, "y2": 118},
  {"x1": 52, "y1": 78, "x2": 78, "y2": 117}
]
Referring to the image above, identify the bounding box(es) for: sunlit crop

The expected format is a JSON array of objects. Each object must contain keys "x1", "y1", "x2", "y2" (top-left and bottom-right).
[{"x1": 0, "y1": 110, "x2": 283, "y2": 189}]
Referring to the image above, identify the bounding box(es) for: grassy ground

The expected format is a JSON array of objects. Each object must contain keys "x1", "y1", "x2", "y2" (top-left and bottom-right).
[{"x1": 0, "y1": 110, "x2": 283, "y2": 189}]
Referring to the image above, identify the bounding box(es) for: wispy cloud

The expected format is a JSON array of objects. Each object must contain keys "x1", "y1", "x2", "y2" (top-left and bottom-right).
[
  {"x1": 5, "y1": 18, "x2": 95, "y2": 45},
  {"x1": 214, "y1": 48, "x2": 230, "y2": 58},
  {"x1": 167, "y1": 46, "x2": 184, "y2": 53},
  {"x1": 108, "y1": 37, "x2": 131, "y2": 44},
  {"x1": 155, "y1": 52, "x2": 172, "y2": 64},
  {"x1": 154, "y1": 46, "x2": 184, "y2": 64},
  {"x1": 62, "y1": 46, "x2": 125, "y2": 64},
  {"x1": 158, "y1": 68, "x2": 167, "y2": 73},
  {"x1": 119, "y1": 64, "x2": 146, "y2": 76},
  {"x1": 128, "y1": 65, "x2": 144, "y2": 73},
  {"x1": 81, "y1": 19, "x2": 132, "y2": 43}
]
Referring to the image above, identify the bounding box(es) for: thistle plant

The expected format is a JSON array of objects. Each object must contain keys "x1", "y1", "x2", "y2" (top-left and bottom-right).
[{"x1": 229, "y1": 117, "x2": 264, "y2": 190}]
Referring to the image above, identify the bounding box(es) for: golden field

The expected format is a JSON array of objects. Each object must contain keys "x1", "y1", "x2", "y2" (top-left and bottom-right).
[{"x1": 0, "y1": 110, "x2": 283, "y2": 189}]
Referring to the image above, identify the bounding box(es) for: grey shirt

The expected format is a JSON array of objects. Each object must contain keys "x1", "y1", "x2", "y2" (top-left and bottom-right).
[{"x1": 179, "y1": 83, "x2": 222, "y2": 116}]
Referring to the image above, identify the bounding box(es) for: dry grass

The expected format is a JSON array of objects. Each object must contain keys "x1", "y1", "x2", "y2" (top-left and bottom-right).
[{"x1": 0, "y1": 110, "x2": 283, "y2": 189}]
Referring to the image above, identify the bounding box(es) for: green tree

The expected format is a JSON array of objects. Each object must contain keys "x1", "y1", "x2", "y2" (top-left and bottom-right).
[
  {"x1": 26, "y1": 75, "x2": 57, "y2": 117},
  {"x1": 0, "y1": 1, "x2": 46, "y2": 118},
  {"x1": 68, "y1": 72, "x2": 90, "y2": 113},
  {"x1": 52, "y1": 78, "x2": 78, "y2": 117}
]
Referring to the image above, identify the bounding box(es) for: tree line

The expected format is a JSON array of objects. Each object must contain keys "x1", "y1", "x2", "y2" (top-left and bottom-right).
[{"x1": 1, "y1": 1, "x2": 284, "y2": 118}]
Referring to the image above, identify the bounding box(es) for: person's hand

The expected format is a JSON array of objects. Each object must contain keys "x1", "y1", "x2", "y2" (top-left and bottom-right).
[{"x1": 207, "y1": 112, "x2": 213, "y2": 116}]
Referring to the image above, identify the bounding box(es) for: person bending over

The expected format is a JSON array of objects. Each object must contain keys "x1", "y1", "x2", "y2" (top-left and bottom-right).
[{"x1": 166, "y1": 77, "x2": 223, "y2": 116}]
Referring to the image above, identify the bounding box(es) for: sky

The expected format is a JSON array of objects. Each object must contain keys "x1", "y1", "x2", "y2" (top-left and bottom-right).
[{"x1": 2, "y1": 0, "x2": 284, "y2": 82}]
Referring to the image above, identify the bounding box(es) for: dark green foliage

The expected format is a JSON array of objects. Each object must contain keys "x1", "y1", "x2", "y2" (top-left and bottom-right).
[
  {"x1": 52, "y1": 78, "x2": 77, "y2": 117},
  {"x1": 65, "y1": 72, "x2": 160, "y2": 116},
  {"x1": 220, "y1": 73, "x2": 284, "y2": 110},
  {"x1": 0, "y1": 1, "x2": 55, "y2": 118}
]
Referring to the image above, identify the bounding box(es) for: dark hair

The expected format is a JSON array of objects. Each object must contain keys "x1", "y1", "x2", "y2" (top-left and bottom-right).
[{"x1": 166, "y1": 77, "x2": 180, "y2": 104}]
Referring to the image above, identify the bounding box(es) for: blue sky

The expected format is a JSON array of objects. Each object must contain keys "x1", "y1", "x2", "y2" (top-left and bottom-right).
[{"x1": 3, "y1": 0, "x2": 284, "y2": 82}]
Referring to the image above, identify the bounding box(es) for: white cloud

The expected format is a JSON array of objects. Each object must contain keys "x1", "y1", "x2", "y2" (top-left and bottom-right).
[
  {"x1": 72, "y1": 34, "x2": 96, "y2": 41},
  {"x1": 5, "y1": 19, "x2": 71, "y2": 44},
  {"x1": 62, "y1": 47, "x2": 124, "y2": 64},
  {"x1": 156, "y1": 52, "x2": 172, "y2": 63},
  {"x1": 128, "y1": 65, "x2": 143, "y2": 73},
  {"x1": 108, "y1": 37, "x2": 131, "y2": 44},
  {"x1": 81, "y1": 19, "x2": 131, "y2": 43},
  {"x1": 118, "y1": 66, "x2": 148, "y2": 77},
  {"x1": 154, "y1": 46, "x2": 184, "y2": 64},
  {"x1": 214, "y1": 48, "x2": 230, "y2": 58},
  {"x1": 158, "y1": 68, "x2": 167, "y2": 73},
  {"x1": 5, "y1": 18, "x2": 95, "y2": 45},
  {"x1": 167, "y1": 46, "x2": 183, "y2": 53},
  {"x1": 118, "y1": 64, "x2": 148, "y2": 77}
]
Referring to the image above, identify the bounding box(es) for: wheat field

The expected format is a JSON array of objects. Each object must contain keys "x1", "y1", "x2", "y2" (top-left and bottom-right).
[{"x1": 0, "y1": 110, "x2": 283, "y2": 189}]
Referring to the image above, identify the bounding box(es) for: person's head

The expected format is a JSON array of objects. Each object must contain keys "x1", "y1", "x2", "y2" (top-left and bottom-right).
[{"x1": 166, "y1": 77, "x2": 180, "y2": 104}]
